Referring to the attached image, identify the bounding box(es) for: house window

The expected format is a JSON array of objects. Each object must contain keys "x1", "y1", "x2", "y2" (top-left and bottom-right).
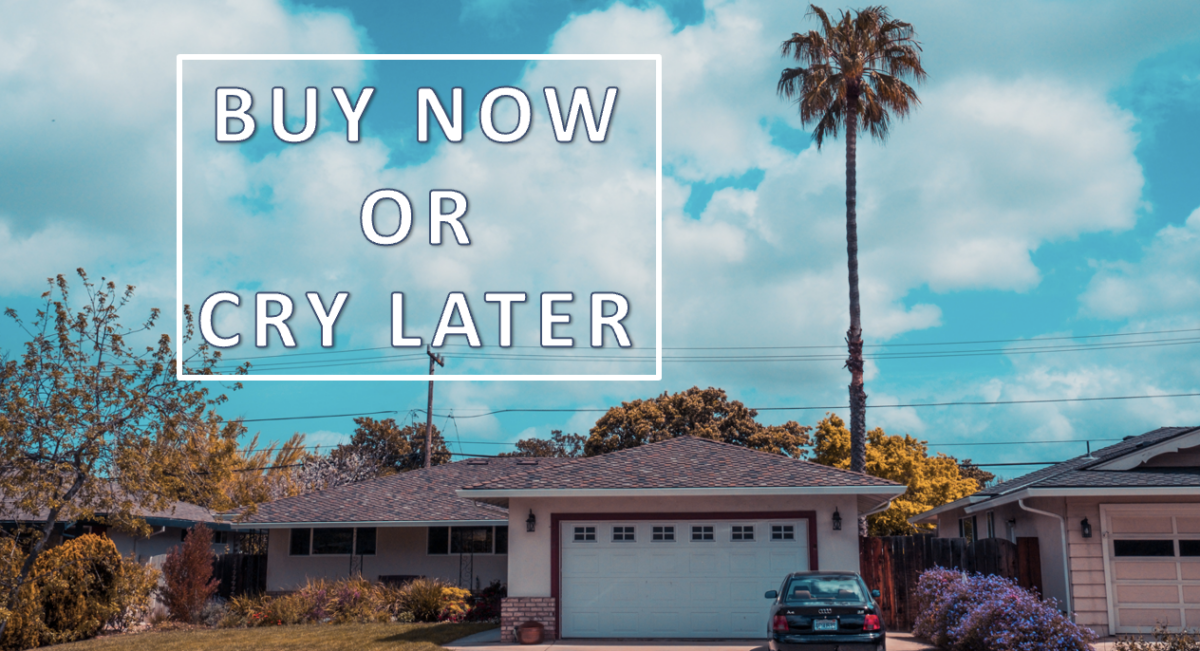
[
  {"x1": 959, "y1": 516, "x2": 978, "y2": 544},
  {"x1": 732, "y1": 525, "x2": 754, "y2": 541},
  {"x1": 613, "y1": 526, "x2": 636, "y2": 542},
  {"x1": 573, "y1": 526, "x2": 596, "y2": 542},
  {"x1": 427, "y1": 526, "x2": 508, "y2": 554},
  {"x1": 289, "y1": 527, "x2": 375, "y2": 556},
  {"x1": 1180, "y1": 540, "x2": 1200, "y2": 556},
  {"x1": 355, "y1": 528, "x2": 377, "y2": 555},
  {"x1": 771, "y1": 525, "x2": 795, "y2": 541},
  {"x1": 652, "y1": 526, "x2": 675, "y2": 542},
  {"x1": 1113, "y1": 540, "x2": 1175, "y2": 557},
  {"x1": 289, "y1": 528, "x2": 311, "y2": 556},
  {"x1": 691, "y1": 525, "x2": 714, "y2": 541},
  {"x1": 986, "y1": 512, "x2": 995, "y2": 539},
  {"x1": 313, "y1": 528, "x2": 354, "y2": 555},
  {"x1": 451, "y1": 527, "x2": 494, "y2": 554}
]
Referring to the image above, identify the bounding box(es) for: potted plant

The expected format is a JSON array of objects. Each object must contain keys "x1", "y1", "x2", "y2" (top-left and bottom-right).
[{"x1": 517, "y1": 620, "x2": 544, "y2": 644}]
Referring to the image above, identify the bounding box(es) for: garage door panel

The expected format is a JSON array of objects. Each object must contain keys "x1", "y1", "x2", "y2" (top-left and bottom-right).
[
  {"x1": 1112, "y1": 516, "x2": 1174, "y2": 534},
  {"x1": 1181, "y1": 563, "x2": 1200, "y2": 580},
  {"x1": 1115, "y1": 561, "x2": 1178, "y2": 580},
  {"x1": 561, "y1": 519, "x2": 809, "y2": 638},
  {"x1": 1120, "y1": 608, "x2": 1182, "y2": 627},
  {"x1": 1176, "y1": 518, "x2": 1200, "y2": 534},
  {"x1": 1117, "y1": 584, "x2": 1181, "y2": 604}
]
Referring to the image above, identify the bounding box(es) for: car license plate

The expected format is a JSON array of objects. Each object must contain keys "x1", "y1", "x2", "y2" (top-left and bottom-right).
[{"x1": 814, "y1": 619, "x2": 837, "y2": 631}]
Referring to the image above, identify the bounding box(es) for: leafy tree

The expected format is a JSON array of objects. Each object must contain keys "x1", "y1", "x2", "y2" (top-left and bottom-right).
[
  {"x1": 957, "y1": 459, "x2": 996, "y2": 488},
  {"x1": 500, "y1": 430, "x2": 586, "y2": 458},
  {"x1": 160, "y1": 523, "x2": 219, "y2": 623},
  {"x1": 584, "y1": 387, "x2": 811, "y2": 457},
  {"x1": 0, "y1": 270, "x2": 234, "y2": 640},
  {"x1": 810, "y1": 414, "x2": 979, "y2": 535},
  {"x1": 343, "y1": 417, "x2": 450, "y2": 473},
  {"x1": 778, "y1": 6, "x2": 926, "y2": 475}
]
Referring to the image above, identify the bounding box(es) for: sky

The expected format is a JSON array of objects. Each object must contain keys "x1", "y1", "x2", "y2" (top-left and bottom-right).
[{"x1": 3, "y1": 0, "x2": 1200, "y2": 476}]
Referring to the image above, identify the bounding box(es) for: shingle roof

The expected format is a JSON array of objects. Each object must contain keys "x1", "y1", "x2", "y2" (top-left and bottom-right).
[
  {"x1": 239, "y1": 457, "x2": 570, "y2": 525},
  {"x1": 462, "y1": 436, "x2": 901, "y2": 491},
  {"x1": 977, "y1": 426, "x2": 1200, "y2": 496}
]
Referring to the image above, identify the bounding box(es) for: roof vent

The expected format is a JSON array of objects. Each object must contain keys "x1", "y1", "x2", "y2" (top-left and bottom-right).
[
  {"x1": 466, "y1": 459, "x2": 489, "y2": 465},
  {"x1": 1135, "y1": 442, "x2": 1146, "y2": 449},
  {"x1": 516, "y1": 459, "x2": 539, "y2": 465},
  {"x1": 1122, "y1": 436, "x2": 1135, "y2": 441}
]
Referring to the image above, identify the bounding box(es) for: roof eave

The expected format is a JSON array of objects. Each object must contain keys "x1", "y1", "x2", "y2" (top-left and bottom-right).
[
  {"x1": 456, "y1": 485, "x2": 908, "y2": 500},
  {"x1": 229, "y1": 518, "x2": 509, "y2": 529},
  {"x1": 962, "y1": 485, "x2": 1200, "y2": 514}
]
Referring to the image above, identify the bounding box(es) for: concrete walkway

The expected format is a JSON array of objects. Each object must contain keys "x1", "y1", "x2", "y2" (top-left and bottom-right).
[{"x1": 445, "y1": 629, "x2": 937, "y2": 650}]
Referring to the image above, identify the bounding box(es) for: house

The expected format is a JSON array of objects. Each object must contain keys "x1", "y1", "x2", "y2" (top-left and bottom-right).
[
  {"x1": 910, "y1": 426, "x2": 1200, "y2": 636},
  {"x1": 232, "y1": 456, "x2": 571, "y2": 592},
  {"x1": 1, "y1": 498, "x2": 230, "y2": 562},
  {"x1": 456, "y1": 436, "x2": 905, "y2": 641}
]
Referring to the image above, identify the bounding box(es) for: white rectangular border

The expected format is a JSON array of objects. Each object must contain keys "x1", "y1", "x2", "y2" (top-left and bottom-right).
[{"x1": 177, "y1": 54, "x2": 662, "y2": 382}]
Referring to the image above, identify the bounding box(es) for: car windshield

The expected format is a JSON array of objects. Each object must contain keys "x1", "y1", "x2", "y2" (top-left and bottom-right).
[{"x1": 783, "y1": 576, "x2": 866, "y2": 604}]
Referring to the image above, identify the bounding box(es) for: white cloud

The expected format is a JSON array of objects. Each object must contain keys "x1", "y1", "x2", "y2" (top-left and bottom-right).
[{"x1": 1081, "y1": 206, "x2": 1200, "y2": 319}]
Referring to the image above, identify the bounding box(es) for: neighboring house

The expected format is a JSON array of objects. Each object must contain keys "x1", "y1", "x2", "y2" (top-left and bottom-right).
[
  {"x1": 1, "y1": 499, "x2": 230, "y2": 562},
  {"x1": 232, "y1": 456, "x2": 570, "y2": 592},
  {"x1": 457, "y1": 436, "x2": 905, "y2": 641},
  {"x1": 910, "y1": 426, "x2": 1200, "y2": 637}
]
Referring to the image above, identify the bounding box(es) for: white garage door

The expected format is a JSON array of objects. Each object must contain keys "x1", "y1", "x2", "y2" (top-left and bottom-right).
[
  {"x1": 561, "y1": 519, "x2": 810, "y2": 638},
  {"x1": 1103, "y1": 506, "x2": 1200, "y2": 633}
]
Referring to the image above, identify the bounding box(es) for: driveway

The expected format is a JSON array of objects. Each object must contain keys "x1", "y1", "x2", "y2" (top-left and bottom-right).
[{"x1": 446, "y1": 629, "x2": 937, "y2": 650}]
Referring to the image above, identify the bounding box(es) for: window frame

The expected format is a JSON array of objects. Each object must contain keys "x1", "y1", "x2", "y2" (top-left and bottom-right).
[
  {"x1": 572, "y1": 526, "x2": 597, "y2": 543},
  {"x1": 731, "y1": 524, "x2": 755, "y2": 542},
  {"x1": 651, "y1": 525, "x2": 675, "y2": 542},
  {"x1": 426, "y1": 525, "x2": 509, "y2": 555},
  {"x1": 691, "y1": 525, "x2": 715, "y2": 542},
  {"x1": 289, "y1": 527, "x2": 378, "y2": 557},
  {"x1": 770, "y1": 524, "x2": 796, "y2": 541},
  {"x1": 612, "y1": 525, "x2": 636, "y2": 542}
]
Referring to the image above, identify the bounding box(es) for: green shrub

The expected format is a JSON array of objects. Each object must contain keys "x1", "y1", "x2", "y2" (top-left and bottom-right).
[
  {"x1": 396, "y1": 577, "x2": 453, "y2": 622},
  {"x1": 1116, "y1": 625, "x2": 1200, "y2": 651},
  {"x1": 0, "y1": 534, "x2": 154, "y2": 650}
]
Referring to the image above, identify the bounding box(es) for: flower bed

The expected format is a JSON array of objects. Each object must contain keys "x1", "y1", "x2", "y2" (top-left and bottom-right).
[{"x1": 912, "y1": 567, "x2": 1096, "y2": 651}]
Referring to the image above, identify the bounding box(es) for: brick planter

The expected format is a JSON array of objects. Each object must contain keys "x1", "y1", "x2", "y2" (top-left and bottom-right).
[{"x1": 500, "y1": 596, "x2": 557, "y2": 643}]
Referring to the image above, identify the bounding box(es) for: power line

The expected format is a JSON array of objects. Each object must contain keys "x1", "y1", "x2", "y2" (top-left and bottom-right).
[
  {"x1": 209, "y1": 326, "x2": 1200, "y2": 362},
  {"x1": 238, "y1": 410, "x2": 398, "y2": 423}
]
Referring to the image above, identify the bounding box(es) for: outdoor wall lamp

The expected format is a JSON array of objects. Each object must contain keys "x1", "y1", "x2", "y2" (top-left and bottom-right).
[
  {"x1": 832, "y1": 508, "x2": 843, "y2": 531},
  {"x1": 1081, "y1": 517, "x2": 1092, "y2": 538},
  {"x1": 526, "y1": 509, "x2": 537, "y2": 532}
]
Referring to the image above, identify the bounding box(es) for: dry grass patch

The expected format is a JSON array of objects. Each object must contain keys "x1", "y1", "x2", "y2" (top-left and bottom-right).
[{"x1": 46, "y1": 622, "x2": 496, "y2": 651}]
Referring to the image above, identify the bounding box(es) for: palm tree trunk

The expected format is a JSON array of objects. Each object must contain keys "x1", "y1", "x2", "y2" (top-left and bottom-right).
[{"x1": 844, "y1": 90, "x2": 868, "y2": 478}]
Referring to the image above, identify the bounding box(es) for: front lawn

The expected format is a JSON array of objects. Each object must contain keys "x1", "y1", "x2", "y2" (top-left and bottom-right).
[{"x1": 48, "y1": 622, "x2": 497, "y2": 651}]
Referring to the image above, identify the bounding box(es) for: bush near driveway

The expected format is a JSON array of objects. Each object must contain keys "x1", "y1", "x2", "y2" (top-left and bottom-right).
[
  {"x1": 1116, "y1": 625, "x2": 1200, "y2": 651},
  {"x1": 0, "y1": 535, "x2": 157, "y2": 650},
  {"x1": 43, "y1": 621, "x2": 496, "y2": 651},
  {"x1": 913, "y1": 567, "x2": 1096, "y2": 651}
]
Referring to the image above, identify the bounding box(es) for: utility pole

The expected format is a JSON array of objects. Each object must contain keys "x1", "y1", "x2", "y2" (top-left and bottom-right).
[{"x1": 424, "y1": 346, "x2": 445, "y2": 469}]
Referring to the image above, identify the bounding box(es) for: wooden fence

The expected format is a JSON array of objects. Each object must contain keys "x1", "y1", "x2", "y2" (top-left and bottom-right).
[
  {"x1": 858, "y1": 535, "x2": 1043, "y2": 631},
  {"x1": 213, "y1": 553, "x2": 267, "y2": 599}
]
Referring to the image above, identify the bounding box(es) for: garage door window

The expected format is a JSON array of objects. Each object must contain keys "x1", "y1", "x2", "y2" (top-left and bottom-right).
[
  {"x1": 652, "y1": 526, "x2": 675, "y2": 542},
  {"x1": 771, "y1": 525, "x2": 795, "y2": 541},
  {"x1": 691, "y1": 525, "x2": 714, "y2": 541},
  {"x1": 1113, "y1": 539, "x2": 1175, "y2": 557},
  {"x1": 1181, "y1": 540, "x2": 1200, "y2": 556},
  {"x1": 732, "y1": 525, "x2": 755, "y2": 541},
  {"x1": 573, "y1": 526, "x2": 596, "y2": 542},
  {"x1": 613, "y1": 526, "x2": 636, "y2": 542}
]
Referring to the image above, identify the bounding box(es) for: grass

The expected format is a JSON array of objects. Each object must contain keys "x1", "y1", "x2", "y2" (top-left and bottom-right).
[{"x1": 47, "y1": 622, "x2": 498, "y2": 651}]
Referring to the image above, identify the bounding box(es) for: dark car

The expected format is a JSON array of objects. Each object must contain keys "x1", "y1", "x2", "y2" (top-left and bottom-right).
[{"x1": 764, "y1": 571, "x2": 885, "y2": 651}]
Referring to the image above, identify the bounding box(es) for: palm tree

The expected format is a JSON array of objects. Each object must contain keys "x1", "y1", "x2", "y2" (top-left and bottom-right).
[{"x1": 778, "y1": 5, "x2": 925, "y2": 475}]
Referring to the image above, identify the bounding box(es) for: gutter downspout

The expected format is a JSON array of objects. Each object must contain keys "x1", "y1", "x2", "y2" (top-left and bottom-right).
[
  {"x1": 1018, "y1": 499, "x2": 1072, "y2": 619},
  {"x1": 861, "y1": 495, "x2": 899, "y2": 518}
]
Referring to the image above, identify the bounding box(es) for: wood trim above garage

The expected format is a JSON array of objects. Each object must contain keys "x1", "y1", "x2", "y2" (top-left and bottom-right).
[{"x1": 549, "y1": 510, "x2": 819, "y2": 640}]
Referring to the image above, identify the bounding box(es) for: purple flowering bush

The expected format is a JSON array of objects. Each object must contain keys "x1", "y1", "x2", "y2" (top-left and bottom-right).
[{"x1": 913, "y1": 567, "x2": 1097, "y2": 651}]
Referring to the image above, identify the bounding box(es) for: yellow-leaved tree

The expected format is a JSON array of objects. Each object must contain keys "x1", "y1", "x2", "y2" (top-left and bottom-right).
[{"x1": 811, "y1": 414, "x2": 980, "y2": 535}]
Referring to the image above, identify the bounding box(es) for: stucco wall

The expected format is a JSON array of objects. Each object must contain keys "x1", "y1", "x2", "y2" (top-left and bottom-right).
[
  {"x1": 505, "y1": 494, "x2": 861, "y2": 598},
  {"x1": 265, "y1": 526, "x2": 507, "y2": 591},
  {"x1": 112, "y1": 527, "x2": 230, "y2": 562}
]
